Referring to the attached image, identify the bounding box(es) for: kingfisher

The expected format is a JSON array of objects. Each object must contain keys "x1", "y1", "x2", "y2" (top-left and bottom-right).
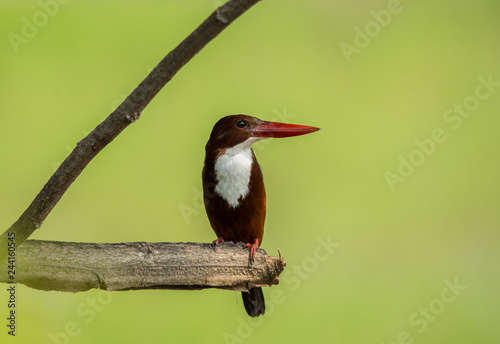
[{"x1": 202, "y1": 114, "x2": 319, "y2": 317}]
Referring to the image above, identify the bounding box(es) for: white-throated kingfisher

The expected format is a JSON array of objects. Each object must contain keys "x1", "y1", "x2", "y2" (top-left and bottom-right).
[{"x1": 202, "y1": 115, "x2": 319, "y2": 317}]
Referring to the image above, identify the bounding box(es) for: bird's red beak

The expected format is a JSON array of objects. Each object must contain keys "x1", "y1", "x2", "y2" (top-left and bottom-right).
[{"x1": 250, "y1": 121, "x2": 320, "y2": 138}]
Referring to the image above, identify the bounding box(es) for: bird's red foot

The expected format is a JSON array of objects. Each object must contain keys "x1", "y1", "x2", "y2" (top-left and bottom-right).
[
  {"x1": 245, "y1": 239, "x2": 260, "y2": 262},
  {"x1": 212, "y1": 237, "x2": 224, "y2": 246}
]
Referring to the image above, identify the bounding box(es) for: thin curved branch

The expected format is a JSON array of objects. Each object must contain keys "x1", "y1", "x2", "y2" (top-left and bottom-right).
[{"x1": 0, "y1": 0, "x2": 261, "y2": 256}]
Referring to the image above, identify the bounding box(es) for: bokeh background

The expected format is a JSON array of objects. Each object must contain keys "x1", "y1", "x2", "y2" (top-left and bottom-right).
[{"x1": 1, "y1": 0, "x2": 499, "y2": 343}]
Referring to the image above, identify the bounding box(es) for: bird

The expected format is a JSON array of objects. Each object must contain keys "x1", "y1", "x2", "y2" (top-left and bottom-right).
[{"x1": 202, "y1": 114, "x2": 319, "y2": 317}]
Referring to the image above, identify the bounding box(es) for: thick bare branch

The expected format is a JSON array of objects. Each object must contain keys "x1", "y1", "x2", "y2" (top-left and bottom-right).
[
  {"x1": 0, "y1": 0, "x2": 261, "y2": 255},
  {"x1": 0, "y1": 241, "x2": 284, "y2": 292}
]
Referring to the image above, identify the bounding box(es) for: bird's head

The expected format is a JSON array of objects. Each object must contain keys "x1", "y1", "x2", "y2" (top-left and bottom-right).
[{"x1": 206, "y1": 114, "x2": 320, "y2": 152}]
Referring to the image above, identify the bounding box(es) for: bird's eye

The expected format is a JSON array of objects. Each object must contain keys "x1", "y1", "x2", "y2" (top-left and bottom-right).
[{"x1": 236, "y1": 120, "x2": 248, "y2": 129}]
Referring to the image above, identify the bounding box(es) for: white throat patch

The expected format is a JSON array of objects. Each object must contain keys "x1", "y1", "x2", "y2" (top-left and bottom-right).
[{"x1": 214, "y1": 137, "x2": 262, "y2": 208}]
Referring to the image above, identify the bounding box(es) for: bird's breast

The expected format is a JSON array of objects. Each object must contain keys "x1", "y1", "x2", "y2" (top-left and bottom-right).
[
  {"x1": 213, "y1": 145, "x2": 254, "y2": 208},
  {"x1": 203, "y1": 143, "x2": 266, "y2": 245}
]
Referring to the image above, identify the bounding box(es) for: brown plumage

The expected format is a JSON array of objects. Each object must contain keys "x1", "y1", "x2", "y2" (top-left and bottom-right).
[
  {"x1": 202, "y1": 115, "x2": 319, "y2": 317},
  {"x1": 203, "y1": 151, "x2": 266, "y2": 246}
]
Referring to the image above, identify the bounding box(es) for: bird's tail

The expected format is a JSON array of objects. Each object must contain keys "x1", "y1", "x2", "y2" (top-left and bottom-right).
[{"x1": 241, "y1": 287, "x2": 265, "y2": 317}]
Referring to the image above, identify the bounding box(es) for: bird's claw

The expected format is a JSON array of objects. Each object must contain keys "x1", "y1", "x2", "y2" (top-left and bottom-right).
[
  {"x1": 212, "y1": 237, "x2": 224, "y2": 249},
  {"x1": 245, "y1": 239, "x2": 260, "y2": 265}
]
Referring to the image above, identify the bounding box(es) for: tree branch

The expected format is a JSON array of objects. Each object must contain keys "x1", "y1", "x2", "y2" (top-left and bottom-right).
[
  {"x1": 0, "y1": 0, "x2": 261, "y2": 256},
  {"x1": 0, "y1": 241, "x2": 284, "y2": 292}
]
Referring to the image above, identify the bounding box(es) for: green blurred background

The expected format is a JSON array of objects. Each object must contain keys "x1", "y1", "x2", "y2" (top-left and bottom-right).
[{"x1": 1, "y1": 0, "x2": 499, "y2": 343}]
